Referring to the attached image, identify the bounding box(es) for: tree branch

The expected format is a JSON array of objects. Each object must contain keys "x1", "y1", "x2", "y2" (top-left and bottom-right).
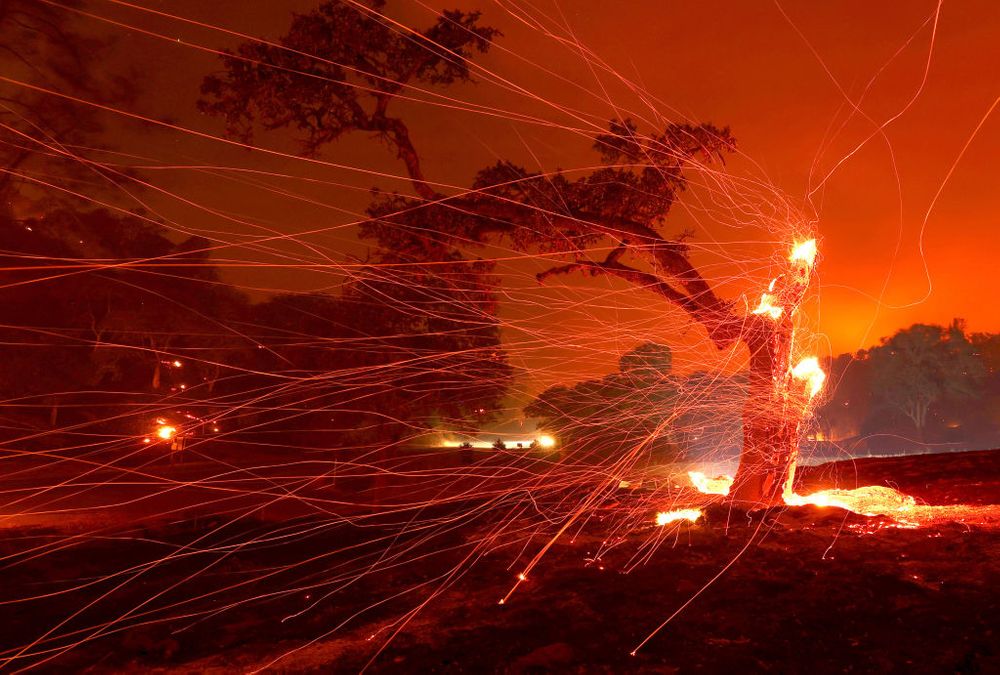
[
  {"x1": 439, "y1": 195, "x2": 739, "y2": 339},
  {"x1": 535, "y1": 243, "x2": 740, "y2": 349},
  {"x1": 381, "y1": 116, "x2": 440, "y2": 202}
]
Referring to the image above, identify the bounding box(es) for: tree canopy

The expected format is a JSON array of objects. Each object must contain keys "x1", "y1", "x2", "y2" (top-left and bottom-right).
[
  {"x1": 199, "y1": 0, "x2": 739, "y2": 352},
  {"x1": 815, "y1": 321, "x2": 993, "y2": 447}
]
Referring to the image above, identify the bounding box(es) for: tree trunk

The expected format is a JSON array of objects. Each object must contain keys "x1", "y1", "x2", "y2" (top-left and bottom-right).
[
  {"x1": 152, "y1": 359, "x2": 161, "y2": 390},
  {"x1": 730, "y1": 317, "x2": 802, "y2": 506},
  {"x1": 732, "y1": 400, "x2": 800, "y2": 506}
]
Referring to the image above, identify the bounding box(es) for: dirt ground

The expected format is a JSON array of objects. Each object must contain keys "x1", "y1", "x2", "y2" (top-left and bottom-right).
[{"x1": 1, "y1": 449, "x2": 997, "y2": 673}]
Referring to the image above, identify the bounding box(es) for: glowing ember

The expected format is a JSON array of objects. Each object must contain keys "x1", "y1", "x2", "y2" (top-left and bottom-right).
[
  {"x1": 536, "y1": 434, "x2": 557, "y2": 449},
  {"x1": 791, "y1": 356, "x2": 826, "y2": 398},
  {"x1": 686, "y1": 466, "x2": 923, "y2": 523},
  {"x1": 655, "y1": 509, "x2": 702, "y2": 526},
  {"x1": 688, "y1": 471, "x2": 734, "y2": 495},
  {"x1": 156, "y1": 424, "x2": 177, "y2": 441},
  {"x1": 790, "y1": 238, "x2": 818, "y2": 267},
  {"x1": 784, "y1": 485, "x2": 916, "y2": 517}
]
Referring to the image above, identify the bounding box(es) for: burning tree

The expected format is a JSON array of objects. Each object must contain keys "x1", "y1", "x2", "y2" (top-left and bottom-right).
[{"x1": 200, "y1": 0, "x2": 824, "y2": 505}]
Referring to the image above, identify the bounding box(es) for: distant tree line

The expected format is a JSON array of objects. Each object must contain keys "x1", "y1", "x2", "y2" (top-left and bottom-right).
[
  {"x1": 526, "y1": 321, "x2": 999, "y2": 462},
  {"x1": 0, "y1": 208, "x2": 510, "y2": 450},
  {"x1": 815, "y1": 320, "x2": 997, "y2": 450},
  {"x1": 525, "y1": 343, "x2": 745, "y2": 463}
]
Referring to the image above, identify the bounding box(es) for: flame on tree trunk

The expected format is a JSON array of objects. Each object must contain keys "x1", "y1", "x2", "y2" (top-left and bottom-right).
[{"x1": 729, "y1": 240, "x2": 819, "y2": 506}]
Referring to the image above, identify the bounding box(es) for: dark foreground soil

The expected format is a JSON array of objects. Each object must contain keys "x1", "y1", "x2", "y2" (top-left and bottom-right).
[{"x1": 1, "y1": 450, "x2": 998, "y2": 674}]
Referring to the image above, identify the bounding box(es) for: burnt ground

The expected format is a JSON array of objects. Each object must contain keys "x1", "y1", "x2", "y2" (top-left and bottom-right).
[{"x1": 0, "y1": 449, "x2": 997, "y2": 674}]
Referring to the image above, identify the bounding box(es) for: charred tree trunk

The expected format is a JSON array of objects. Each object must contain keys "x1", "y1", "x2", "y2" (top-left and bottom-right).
[
  {"x1": 730, "y1": 315, "x2": 802, "y2": 506},
  {"x1": 732, "y1": 400, "x2": 801, "y2": 506}
]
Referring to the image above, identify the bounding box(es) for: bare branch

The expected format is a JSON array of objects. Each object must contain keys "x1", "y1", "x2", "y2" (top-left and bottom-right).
[
  {"x1": 535, "y1": 243, "x2": 740, "y2": 349},
  {"x1": 380, "y1": 116, "x2": 440, "y2": 201}
]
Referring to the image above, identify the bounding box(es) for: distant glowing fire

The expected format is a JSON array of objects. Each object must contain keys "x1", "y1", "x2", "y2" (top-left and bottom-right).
[{"x1": 656, "y1": 509, "x2": 702, "y2": 526}]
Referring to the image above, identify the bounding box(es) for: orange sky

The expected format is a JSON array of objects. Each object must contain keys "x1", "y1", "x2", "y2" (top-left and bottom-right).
[{"x1": 64, "y1": 0, "x2": 1000, "y2": 396}]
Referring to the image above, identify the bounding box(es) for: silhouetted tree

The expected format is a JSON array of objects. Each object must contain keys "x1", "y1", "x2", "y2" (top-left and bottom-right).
[
  {"x1": 968, "y1": 332, "x2": 1000, "y2": 441},
  {"x1": 526, "y1": 343, "x2": 682, "y2": 460},
  {"x1": 247, "y1": 280, "x2": 509, "y2": 448},
  {"x1": 869, "y1": 321, "x2": 984, "y2": 441},
  {"x1": 814, "y1": 324, "x2": 999, "y2": 450},
  {"x1": 199, "y1": 0, "x2": 499, "y2": 200},
  {"x1": 0, "y1": 209, "x2": 252, "y2": 432},
  {"x1": 815, "y1": 352, "x2": 875, "y2": 442},
  {"x1": 0, "y1": 0, "x2": 132, "y2": 216}
]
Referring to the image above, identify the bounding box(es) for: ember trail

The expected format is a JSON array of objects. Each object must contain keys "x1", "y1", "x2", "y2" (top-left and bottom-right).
[{"x1": 0, "y1": 1, "x2": 998, "y2": 672}]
